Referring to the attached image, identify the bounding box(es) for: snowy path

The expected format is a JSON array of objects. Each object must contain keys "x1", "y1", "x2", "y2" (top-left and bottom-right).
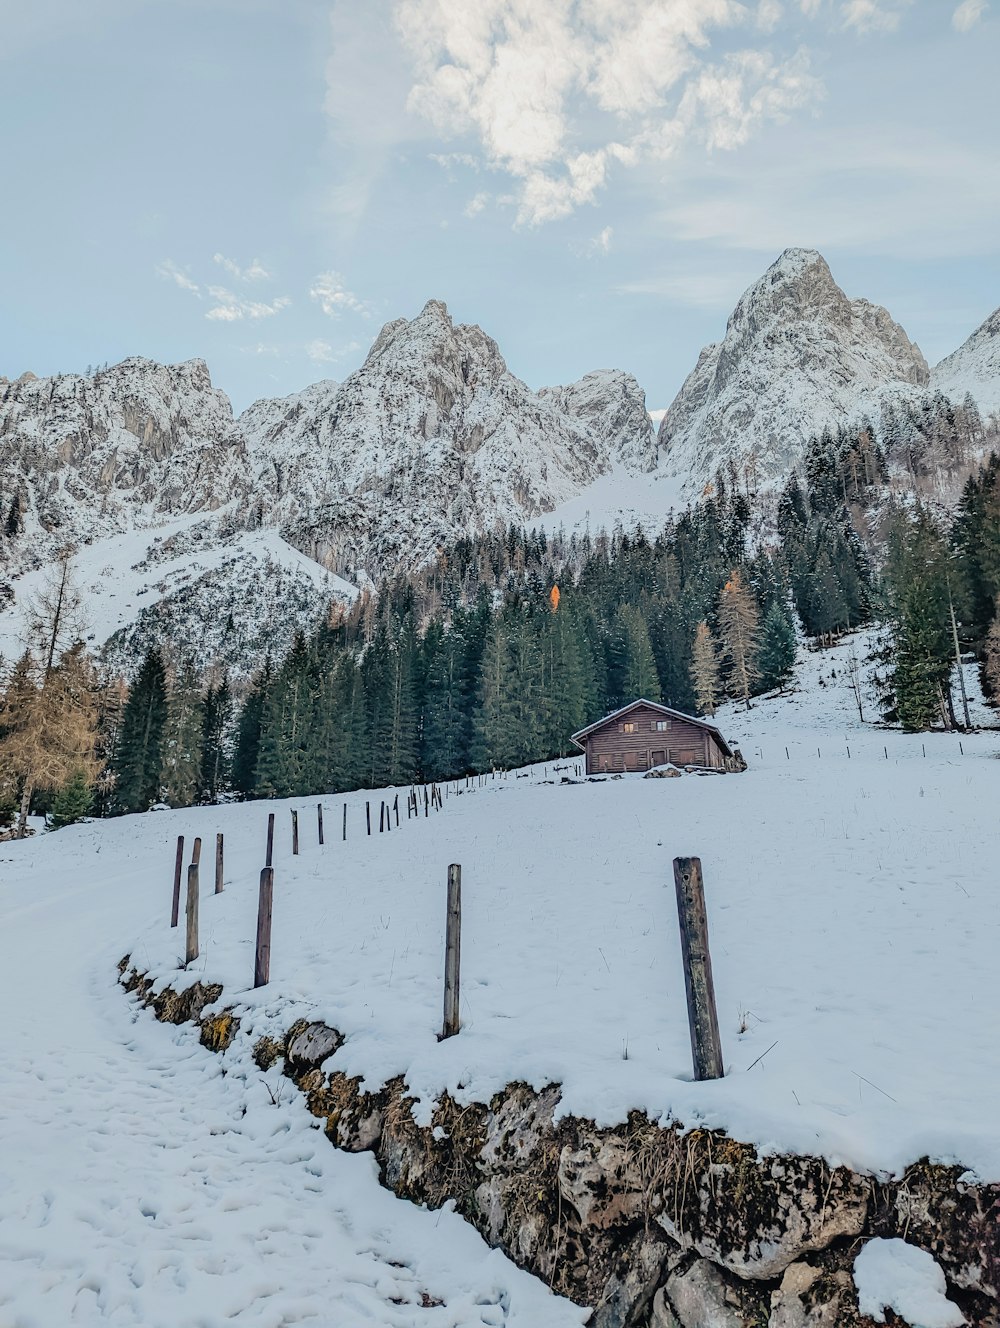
[{"x1": 0, "y1": 836, "x2": 585, "y2": 1326}]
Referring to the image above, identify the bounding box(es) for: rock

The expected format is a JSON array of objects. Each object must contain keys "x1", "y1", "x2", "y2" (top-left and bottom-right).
[
  {"x1": 662, "y1": 1259, "x2": 746, "y2": 1328},
  {"x1": 285, "y1": 1021, "x2": 343, "y2": 1069},
  {"x1": 645, "y1": 764, "x2": 683, "y2": 778},
  {"x1": 659, "y1": 247, "x2": 930, "y2": 495},
  {"x1": 558, "y1": 1135, "x2": 645, "y2": 1228},
  {"x1": 656, "y1": 1150, "x2": 868, "y2": 1280},
  {"x1": 768, "y1": 1263, "x2": 852, "y2": 1328},
  {"x1": 589, "y1": 1235, "x2": 676, "y2": 1328}
]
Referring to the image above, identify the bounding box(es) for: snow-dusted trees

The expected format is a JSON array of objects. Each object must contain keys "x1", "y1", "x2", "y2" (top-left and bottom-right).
[
  {"x1": 718, "y1": 570, "x2": 761, "y2": 711},
  {"x1": 689, "y1": 621, "x2": 721, "y2": 716}
]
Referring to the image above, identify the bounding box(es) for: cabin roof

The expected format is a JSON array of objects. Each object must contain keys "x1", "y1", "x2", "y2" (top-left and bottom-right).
[{"x1": 570, "y1": 699, "x2": 735, "y2": 758}]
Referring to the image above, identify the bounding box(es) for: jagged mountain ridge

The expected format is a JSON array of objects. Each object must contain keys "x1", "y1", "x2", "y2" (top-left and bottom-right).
[
  {"x1": 0, "y1": 303, "x2": 656, "y2": 672},
  {"x1": 241, "y1": 300, "x2": 655, "y2": 582},
  {"x1": 657, "y1": 248, "x2": 932, "y2": 495},
  {"x1": 931, "y1": 306, "x2": 1000, "y2": 418}
]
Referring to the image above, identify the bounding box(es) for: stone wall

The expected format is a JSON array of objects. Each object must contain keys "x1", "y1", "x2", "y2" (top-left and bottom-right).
[{"x1": 120, "y1": 959, "x2": 998, "y2": 1328}]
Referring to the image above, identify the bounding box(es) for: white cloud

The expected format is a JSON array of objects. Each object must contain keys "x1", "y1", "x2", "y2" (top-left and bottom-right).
[
  {"x1": 305, "y1": 337, "x2": 363, "y2": 364},
  {"x1": 205, "y1": 287, "x2": 292, "y2": 321},
  {"x1": 309, "y1": 271, "x2": 372, "y2": 317},
  {"x1": 155, "y1": 260, "x2": 201, "y2": 296},
  {"x1": 212, "y1": 253, "x2": 271, "y2": 282},
  {"x1": 463, "y1": 191, "x2": 490, "y2": 217},
  {"x1": 575, "y1": 224, "x2": 614, "y2": 257},
  {"x1": 952, "y1": 0, "x2": 989, "y2": 30},
  {"x1": 390, "y1": 0, "x2": 835, "y2": 225},
  {"x1": 839, "y1": 0, "x2": 911, "y2": 32}
]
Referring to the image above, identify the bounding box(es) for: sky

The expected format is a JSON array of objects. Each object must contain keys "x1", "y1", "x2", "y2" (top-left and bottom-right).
[{"x1": 1, "y1": 0, "x2": 998, "y2": 414}]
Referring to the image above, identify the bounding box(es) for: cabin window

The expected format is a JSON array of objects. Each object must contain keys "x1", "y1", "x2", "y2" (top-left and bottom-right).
[
  {"x1": 653, "y1": 720, "x2": 668, "y2": 731},
  {"x1": 622, "y1": 721, "x2": 637, "y2": 733}
]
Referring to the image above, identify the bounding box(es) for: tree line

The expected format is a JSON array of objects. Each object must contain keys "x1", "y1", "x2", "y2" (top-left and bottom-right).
[{"x1": 2, "y1": 439, "x2": 998, "y2": 833}]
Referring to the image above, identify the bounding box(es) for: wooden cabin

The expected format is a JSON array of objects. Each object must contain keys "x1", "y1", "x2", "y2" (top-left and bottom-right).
[{"x1": 571, "y1": 700, "x2": 742, "y2": 775}]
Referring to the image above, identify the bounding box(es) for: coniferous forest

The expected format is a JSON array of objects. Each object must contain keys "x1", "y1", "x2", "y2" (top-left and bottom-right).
[{"x1": 2, "y1": 421, "x2": 999, "y2": 834}]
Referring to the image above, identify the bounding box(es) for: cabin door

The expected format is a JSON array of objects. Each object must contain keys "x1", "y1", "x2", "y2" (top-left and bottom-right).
[{"x1": 650, "y1": 749, "x2": 667, "y2": 767}]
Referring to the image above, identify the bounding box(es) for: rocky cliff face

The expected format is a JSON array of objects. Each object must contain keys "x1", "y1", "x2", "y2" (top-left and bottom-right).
[
  {"x1": 932, "y1": 305, "x2": 1000, "y2": 418},
  {"x1": 0, "y1": 308, "x2": 654, "y2": 670},
  {"x1": 657, "y1": 249, "x2": 930, "y2": 495},
  {"x1": 242, "y1": 300, "x2": 628, "y2": 581},
  {"x1": 538, "y1": 370, "x2": 658, "y2": 473},
  {"x1": 0, "y1": 358, "x2": 249, "y2": 566}
]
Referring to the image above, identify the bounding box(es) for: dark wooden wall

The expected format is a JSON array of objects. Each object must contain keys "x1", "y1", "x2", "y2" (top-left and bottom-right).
[{"x1": 581, "y1": 706, "x2": 725, "y2": 774}]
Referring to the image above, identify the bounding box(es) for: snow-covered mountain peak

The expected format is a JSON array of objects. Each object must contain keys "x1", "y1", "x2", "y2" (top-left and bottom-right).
[
  {"x1": 932, "y1": 305, "x2": 1000, "y2": 418},
  {"x1": 538, "y1": 369, "x2": 658, "y2": 472},
  {"x1": 658, "y1": 248, "x2": 930, "y2": 494}
]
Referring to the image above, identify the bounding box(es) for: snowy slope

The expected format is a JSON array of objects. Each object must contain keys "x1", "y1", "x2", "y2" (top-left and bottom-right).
[
  {"x1": 932, "y1": 305, "x2": 1000, "y2": 419},
  {"x1": 658, "y1": 249, "x2": 930, "y2": 497},
  {"x1": 9, "y1": 631, "x2": 991, "y2": 1185},
  {"x1": 0, "y1": 828, "x2": 585, "y2": 1325}
]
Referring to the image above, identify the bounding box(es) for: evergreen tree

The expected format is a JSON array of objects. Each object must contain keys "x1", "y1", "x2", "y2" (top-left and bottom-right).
[
  {"x1": 255, "y1": 634, "x2": 313, "y2": 797},
  {"x1": 883, "y1": 508, "x2": 954, "y2": 731},
  {"x1": 758, "y1": 601, "x2": 797, "y2": 693},
  {"x1": 718, "y1": 570, "x2": 761, "y2": 710},
  {"x1": 231, "y1": 658, "x2": 272, "y2": 796},
  {"x1": 161, "y1": 659, "x2": 203, "y2": 807},
  {"x1": 607, "y1": 603, "x2": 660, "y2": 707},
  {"x1": 49, "y1": 767, "x2": 93, "y2": 828},
  {"x1": 422, "y1": 623, "x2": 470, "y2": 780},
  {"x1": 113, "y1": 648, "x2": 168, "y2": 813},
  {"x1": 690, "y1": 621, "x2": 721, "y2": 715},
  {"x1": 199, "y1": 674, "x2": 231, "y2": 802}
]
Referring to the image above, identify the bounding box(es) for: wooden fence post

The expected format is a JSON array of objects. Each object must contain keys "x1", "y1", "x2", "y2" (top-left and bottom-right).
[
  {"x1": 394, "y1": 793, "x2": 399, "y2": 827},
  {"x1": 366, "y1": 801, "x2": 371, "y2": 835},
  {"x1": 379, "y1": 801, "x2": 385, "y2": 833},
  {"x1": 191, "y1": 836, "x2": 202, "y2": 867},
  {"x1": 291, "y1": 809, "x2": 299, "y2": 855},
  {"x1": 441, "y1": 863, "x2": 462, "y2": 1039},
  {"x1": 170, "y1": 834, "x2": 185, "y2": 927},
  {"x1": 342, "y1": 803, "x2": 347, "y2": 841},
  {"x1": 266, "y1": 813, "x2": 275, "y2": 867},
  {"x1": 185, "y1": 862, "x2": 199, "y2": 965},
  {"x1": 215, "y1": 832, "x2": 224, "y2": 894},
  {"x1": 317, "y1": 803, "x2": 324, "y2": 845},
  {"x1": 672, "y1": 856, "x2": 724, "y2": 1082},
  {"x1": 254, "y1": 867, "x2": 274, "y2": 988}
]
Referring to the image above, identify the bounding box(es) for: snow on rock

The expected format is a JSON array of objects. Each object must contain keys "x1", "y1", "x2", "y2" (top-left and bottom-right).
[
  {"x1": 658, "y1": 248, "x2": 930, "y2": 496},
  {"x1": 931, "y1": 305, "x2": 1000, "y2": 420},
  {"x1": 537, "y1": 369, "x2": 659, "y2": 473},
  {"x1": 0, "y1": 356, "x2": 248, "y2": 566},
  {"x1": 853, "y1": 1239, "x2": 965, "y2": 1327},
  {"x1": 242, "y1": 300, "x2": 630, "y2": 582}
]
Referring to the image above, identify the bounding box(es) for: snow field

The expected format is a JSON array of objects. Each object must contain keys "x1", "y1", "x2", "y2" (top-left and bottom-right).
[
  {"x1": 113, "y1": 634, "x2": 1000, "y2": 1182},
  {"x1": 4, "y1": 631, "x2": 999, "y2": 1324},
  {"x1": 0, "y1": 811, "x2": 585, "y2": 1326}
]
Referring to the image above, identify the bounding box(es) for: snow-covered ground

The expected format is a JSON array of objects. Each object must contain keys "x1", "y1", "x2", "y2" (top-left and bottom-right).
[
  {"x1": 3, "y1": 632, "x2": 999, "y2": 1322},
  {"x1": 0, "y1": 815, "x2": 584, "y2": 1325},
  {"x1": 0, "y1": 517, "x2": 356, "y2": 674}
]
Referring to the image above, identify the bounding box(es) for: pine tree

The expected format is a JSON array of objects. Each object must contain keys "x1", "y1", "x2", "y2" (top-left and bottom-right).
[
  {"x1": 758, "y1": 601, "x2": 797, "y2": 693},
  {"x1": 689, "y1": 621, "x2": 721, "y2": 715},
  {"x1": 608, "y1": 604, "x2": 660, "y2": 707},
  {"x1": 422, "y1": 624, "x2": 470, "y2": 780},
  {"x1": 718, "y1": 570, "x2": 761, "y2": 710},
  {"x1": 113, "y1": 648, "x2": 168, "y2": 813},
  {"x1": 231, "y1": 658, "x2": 272, "y2": 796},
  {"x1": 883, "y1": 508, "x2": 953, "y2": 731},
  {"x1": 985, "y1": 610, "x2": 1000, "y2": 700},
  {"x1": 160, "y1": 660, "x2": 203, "y2": 807},
  {"x1": 49, "y1": 767, "x2": 93, "y2": 828},
  {"x1": 199, "y1": 675, "x2": 231, "y2": 802}
]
